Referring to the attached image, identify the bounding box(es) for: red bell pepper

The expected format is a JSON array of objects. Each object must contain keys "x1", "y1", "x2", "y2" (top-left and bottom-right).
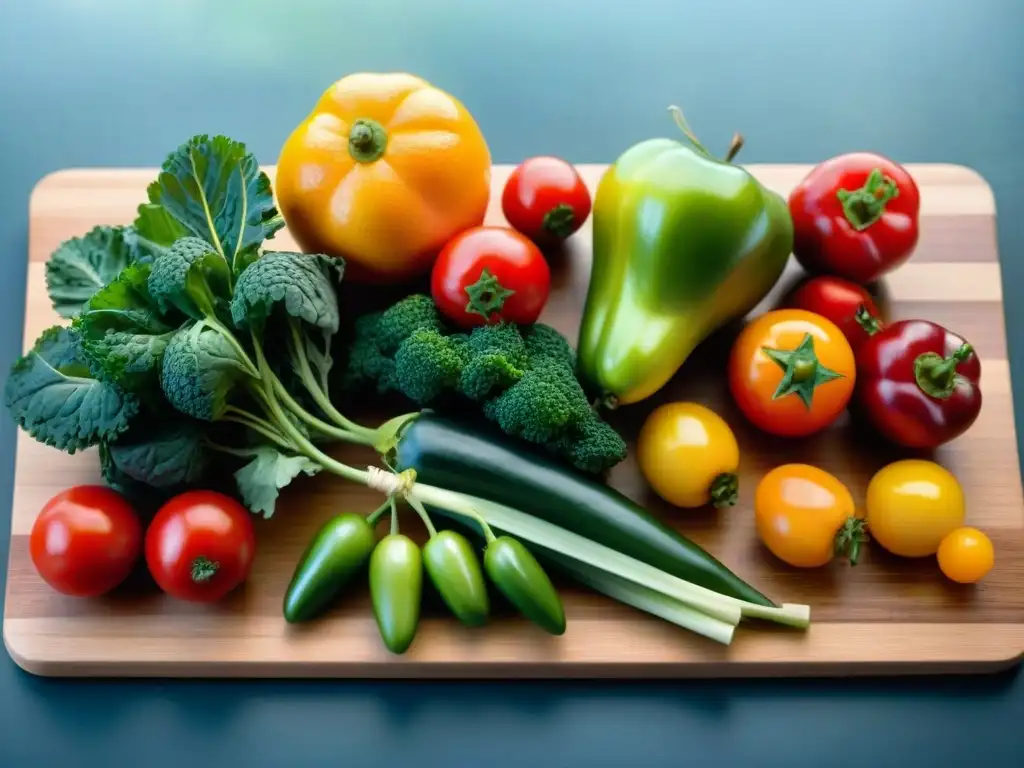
[
  {"x1": 789, "y1": 152, "x2": 920, "y2": 284},
  {"x1": 856, "y1": 319, "x2": 981, "y2": 448}
]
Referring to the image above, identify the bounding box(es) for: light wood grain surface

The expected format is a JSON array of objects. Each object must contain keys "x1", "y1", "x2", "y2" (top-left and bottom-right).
[{"x1": 5, "y1": 164, "x2": 1023, "y2": 677}]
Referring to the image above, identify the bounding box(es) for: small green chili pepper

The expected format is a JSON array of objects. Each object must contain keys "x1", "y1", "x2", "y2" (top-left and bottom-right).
[
  {"x1": 369, "y1": 533, "x2": 423, "y2": 654},
  {"x1": 423, "y1": 530, "x2": 489, "y2": 627},
  {"x1": 484, "y1": 536, "x2": 565, "y2": 635},
  {"x1": 283, "y1": 513, "x2": 376, "y2": 623}
]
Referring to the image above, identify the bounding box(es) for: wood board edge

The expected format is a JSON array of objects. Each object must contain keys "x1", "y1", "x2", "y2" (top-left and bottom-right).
[{"x1": 5, "y1": 619, "x2": 1023, "y2": 679}]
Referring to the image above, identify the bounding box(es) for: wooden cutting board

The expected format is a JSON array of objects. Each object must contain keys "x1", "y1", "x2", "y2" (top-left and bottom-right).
[{"x1": 5, "y1": 164, "x2": 1023, "y2": 678}]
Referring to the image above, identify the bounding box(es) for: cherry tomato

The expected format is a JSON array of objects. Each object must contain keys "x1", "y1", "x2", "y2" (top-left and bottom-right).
[
  {"x1": 782, "y1": 275, "x2": 884, "y2": 352},
  {"x1": 937, "y1": 527, "x2": 994, "y2": 584},
  {"x1": 501, "y1": 156, "x2": 592, "y2": 246},
  {"x1": 637, "y1": 402, "x2": 740, "y2": 509},
  {"x1": 728, "y1": 309, "x2": 856, "y2": 437},
  {"x1": 30, "y1": 486, "x2": 142, "y2": 597},
  {"x1": 431, "y1": 226, "x2": 551, "y2": 329},
  {"x1": 866, "y1": 459, "x2": 965, "y2": 558},
  {"x1": 145, "y1": 491, "x2": 256, "y2": 602},
  {"x1": 754, "y1": 464, "x2": 865, "y2": 568}
]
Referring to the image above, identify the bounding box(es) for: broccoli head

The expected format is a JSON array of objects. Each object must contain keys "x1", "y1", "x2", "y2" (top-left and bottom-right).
[
  {"x1": 374, "y1": 294, "x2": 444, "y2": 355},
  {"x1": 551, "y1": 416, "x2": 628, "y2": 475},
  {"x1": 457, "y1": 323, "x2": 528, "y2": 401},
  {"x1": 522, "y1": 323, "x2": 576, "y2": 369},
  {"x1": 393, "y1": 328, "x2": 469, "y2": 404},
  {"x1": 338, "y1": 293, "x2": 627, "y2": 474}
]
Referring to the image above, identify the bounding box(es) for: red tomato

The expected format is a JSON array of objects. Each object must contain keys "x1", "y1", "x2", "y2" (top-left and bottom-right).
[
  {"x1": 501, "y1": 157, "x2": 592, "y2": 246},
  {"x1": 145, "y1": 491, "x2": 256, "y2": 603},
  {"x1": 431, "y1": 226, "x2": 551, "y2": 328},
  {"x1": 30, "y1": 486, "x2": 142, "y2": 597},
  {"x1": 783, "y1": 275, "x2": 885, "y2": 352}
]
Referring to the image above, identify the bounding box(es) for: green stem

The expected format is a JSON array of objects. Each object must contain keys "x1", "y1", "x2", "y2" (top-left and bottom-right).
[
  {"x1": 914, "y1": 343, "x2": 974, "y2": 398},
  {"x1": 287, "y1": 321, "x2": 377, "y2": 441},
  {"x1": 836, "y1": 168, "x2": 900, "y2": 231},
  {"x1": 222, "y1": 407, "x2": 295, "y2": 451},
  {"x1": 250, "y1": 333, "x2": 371, "y2": 486},
  {"x1": 191, "y1": 557, "x2": 219, "y2": 583},
  {"x1": 406, "y1": 495, "x2": 438, "y2": 538},
  {"x1": 207, "y1": 317, "x2": 260, "y2": 379},
  {"x1": 410, "y1": 488, "x2": 496, "y2": 544},
  {"x1": 390, "y1": 497, "x2": 399, "y2": 535},
  {"x1": 204, "y1": 440, "x2": 261, "y2": 459},
  {"x1": 366, "y1": 499, "x2": 391, "y2": 526},
  {"x1": 668, "y1": 105, "x2": 711, "y2": 157}
]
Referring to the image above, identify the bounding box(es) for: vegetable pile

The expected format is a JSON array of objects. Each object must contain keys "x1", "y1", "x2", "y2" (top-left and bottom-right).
[{"x1": 4, "y1": 70, "x2": 998, "y2": 663}]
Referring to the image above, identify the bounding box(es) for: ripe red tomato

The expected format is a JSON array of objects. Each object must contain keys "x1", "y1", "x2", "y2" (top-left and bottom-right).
[
  {"x1": 431, "y1": 226, "x2": 551, "y2": 328},
  {"x1": 501, "y1": 157, "x2": 592, "y2": 246},
  {"x1": 30, "y1": 486, "x2": 142, "y2": 597},
  {"x1": 145, "y1": 491, "x2": 256, "y2": 603},
  {"x1": 783, "y1": 275, "x2": 885, "y2": 352}
]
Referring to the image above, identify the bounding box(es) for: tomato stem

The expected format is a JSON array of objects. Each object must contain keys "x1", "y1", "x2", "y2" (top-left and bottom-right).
[
  {"x1": 762, "y1": 333, "x2": 845, "y2": 409},
  {"x1": 464, "y1": 268, "x2": 516, "y2": 322},
  {"x1": 833, "y1": 518, "x2": 869, "y2": 566},
  {"x1": 191, "y1": 557, "x2": 220, "y2": 583},
  {"x1": 709, "y1": 473, "x2": 739, "y2": 508},
  {"x1": 836, "y1": 168, "x2": 900, "y2": 231},
  {"x1": 855, "y1": 304, "x2": 882, "y2": 336},
  {"x1": 543, "y1": 203, "x2": 576, "y2": 239}
]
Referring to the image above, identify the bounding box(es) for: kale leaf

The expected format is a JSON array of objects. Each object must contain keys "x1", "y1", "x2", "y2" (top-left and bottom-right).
[
  {"x1": 230, "y1": 251, "x2": 342, "y2": 334},
  {"x1": 45, "y1": 226, "x2": 133, "y2": 318},
  {"x1": 3, "y1": 326, "x2": 138, "y2": 453},
  {"x1": 75, "y1": 261, "x2": 179, "y2": 393},
  {"x1": 160, "y1": 321, "x2": 254, "y2": 421},
  {"x1": 102, "y1": 418, "x2": 209, "y2": 490},
  {"x1": 234, "y1": 446, "x2": 321, "y2": 519},
  {"x1": 137, "y1": 135, "x2": 284, "y2": 272},
  {"x1": 148, "y1": 236, "x2": 232, "y2": 321}
]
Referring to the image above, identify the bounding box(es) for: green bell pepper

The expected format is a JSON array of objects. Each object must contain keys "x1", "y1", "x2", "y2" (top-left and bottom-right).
[{"x1": 578, "y1": 108, "x2": 793, "y2": 406}]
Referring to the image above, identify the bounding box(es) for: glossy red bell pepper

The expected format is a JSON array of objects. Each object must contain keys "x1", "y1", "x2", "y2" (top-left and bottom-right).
[
  {"x1": 856, "y1": 319, "x2": 981, "y2": 448},
  {"x1": 789, "y1": 153, "x2": 920, "y2": 284}
]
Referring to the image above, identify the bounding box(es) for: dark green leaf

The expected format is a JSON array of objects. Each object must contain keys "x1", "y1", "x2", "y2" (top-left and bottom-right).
[
  {"x1": 160, "y1": 321, "x2": 253, "y2": 421},
  {"x1": 76, "y1": 262, "x2": 177, "y2": 393},
  {"x1": 127, "y1": 205, "x2": 188, "y2": 263},
  {"x1": 104, "y1": 418, "x2": 208, "y2": 489},
  {"x1": 230, "y1": 252, "x2": 342, "y2": 334},
  {"x1": 139, "y1": 135, "x2": 284, "y2": 270},
  {"x1": 148, "y1": 236, "x2": 231, "y2": 320},
  {"x1": 234, "y1": 446, "x2": 320, "y2": 518},
  {"x1": 3, "y1": 326, "x2": 138, "y2": 453},
  {"x1": 45, "y1": 226, "x2": 133, "y2": 318}
]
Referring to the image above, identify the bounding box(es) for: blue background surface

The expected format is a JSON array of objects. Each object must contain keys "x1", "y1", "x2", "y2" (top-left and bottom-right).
[{"x1": 1, "y1": 1, "x2": 1022, "y2": 765}]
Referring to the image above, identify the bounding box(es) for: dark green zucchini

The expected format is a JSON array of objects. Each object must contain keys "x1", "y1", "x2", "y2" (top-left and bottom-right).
[{"x1": 392, "y1": 413, "x2": 774, "y2": 607}]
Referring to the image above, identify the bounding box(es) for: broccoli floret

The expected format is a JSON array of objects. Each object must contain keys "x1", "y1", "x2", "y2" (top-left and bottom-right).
[
  {"x1": 482, "y1": 368, "x2": 579, "y2": 444},
  {"x1": 375, "y1": 294, "x2": 444, "y2": 355},
  {"x1": 457, "y1": 323, "x2": 528, "y2": 401},
  {"x1": 522, "y1": 323, "x2": 576, "y2": 369},
  {"x1": 393, "y1": 329, "x2": 469, "y2": 404},
  {"x1": 552, "y1": 416, "x2": 628, "y2": 475}
]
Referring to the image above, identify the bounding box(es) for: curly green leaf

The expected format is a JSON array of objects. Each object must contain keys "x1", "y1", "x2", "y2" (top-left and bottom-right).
[
  {"x1": 3, "y1": 326, "x2": 138, "y2": 453},
  {"x1": 160, "y1": 321, "x2": 254, "y2": 421},
  {"x1": 138, "y1": 135, "x2": 283, "y2": 270},
  {"x1": 231, "y1": 251, "x2": 342, "y2": 334},
  {"x1": 45, "y1": 226, "x2": 133, "y2": 318},
  {"x1": 234, "y1": 446, "x2": 321, "y2": 518}
]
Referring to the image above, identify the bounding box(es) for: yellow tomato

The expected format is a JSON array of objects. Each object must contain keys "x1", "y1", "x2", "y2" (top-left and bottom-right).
[
  {"x1": 937, "y1": 527, "x2": 994, "y2": 584},
  {"x1": 866, "y1": 459, "x2": 965, "y2": 557},
  {"x1": 276, "y1": 73, "x2": 492, "y2": 282},
  {"x1": 637, "y1": 403, "x2": 740, "y2": 509},
  {"x1": 754, "y1": 464, "x2": 865, "y2": 568}
]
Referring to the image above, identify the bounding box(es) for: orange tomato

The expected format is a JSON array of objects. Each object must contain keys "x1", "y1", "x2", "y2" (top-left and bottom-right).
[
  {"x1": 729, "y1": 309, "x2": 855, "y2": 437},
  {"x1": 276, "y1": 73, "x2": 492, "y2": 282},
  {"x1": 937, "y1": 527, "x2": 994, "y2": 584},
  {"x1": 754, "y1": 464, "x2": 865, "y2": 568}
]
